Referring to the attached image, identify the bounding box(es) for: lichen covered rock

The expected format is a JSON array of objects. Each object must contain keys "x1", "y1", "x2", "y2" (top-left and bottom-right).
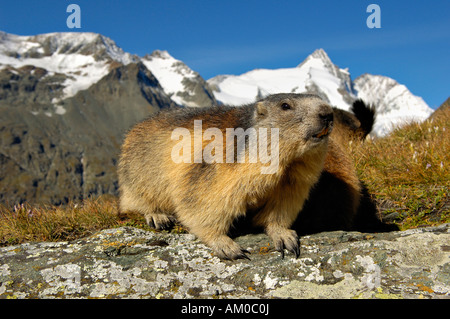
[{"x1": 1, "y1": 224, "x2": 449, "y2": 299}]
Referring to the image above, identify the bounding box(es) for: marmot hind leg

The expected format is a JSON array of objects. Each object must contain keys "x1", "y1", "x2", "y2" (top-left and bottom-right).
[
  {"x1": 144, "y1": 211, "x2": 176, "y2": 230},
  {"x1": 120, "y1": 188, "x2": 174, "y2": 230}
]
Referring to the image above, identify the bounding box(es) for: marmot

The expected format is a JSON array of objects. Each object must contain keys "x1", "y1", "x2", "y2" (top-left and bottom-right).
[
  {"x1": 293, "y1": 99, "x2": 398, "y2": 234},
  {"x1": 118, "y1": 93, "x2": 334, "y2": 260}
]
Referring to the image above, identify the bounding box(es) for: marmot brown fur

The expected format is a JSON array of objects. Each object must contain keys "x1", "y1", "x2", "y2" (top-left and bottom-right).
[{"x1": 118, "y1": 93, "x2": 334, "y2": 260}]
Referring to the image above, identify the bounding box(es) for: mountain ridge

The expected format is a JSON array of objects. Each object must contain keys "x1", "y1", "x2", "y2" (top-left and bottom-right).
[
  {"x1": 207, "y1": 48, "x2": 433, "y2": 136},
  {"x1": 354, "y1": 73, "x2": 433, "y2": 135},
  {"x1": 0, "y1": 58, "x2": 175, "y2": 204},
  {"x1": 0, "y1": 31, "x2": 216, "y2": 108},
  {"x1": 0, "y1": 30, "x2": 433, "y2": 136}
]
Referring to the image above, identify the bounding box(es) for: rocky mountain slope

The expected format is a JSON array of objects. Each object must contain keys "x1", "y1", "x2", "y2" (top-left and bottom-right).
[
  {"x1": 354, "y1": 74, "x2": 433, "y2": 136},
  {"x1": 0, "y1": 61, "x2": 174, "y2": 205},
  {"x1": 0, "y1": 31, "x2": 216, "y2": 108},
  {"x1": 0, "y1": 31, "x2": 219, "y2": 205}
]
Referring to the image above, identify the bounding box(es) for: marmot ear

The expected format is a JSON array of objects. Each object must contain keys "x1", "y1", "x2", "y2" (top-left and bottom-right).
[{"x1": 255, "y1": 102, "x2": 268, "y2": 118}]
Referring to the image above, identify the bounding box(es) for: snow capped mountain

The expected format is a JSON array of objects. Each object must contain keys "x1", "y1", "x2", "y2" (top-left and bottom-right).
[
  {"x1": 354, "y1": 74, "x2": 433, "y2": 136},
  {"x1": 0, "y1": 31, "x2": 433, "y2": 136},
  {"x1": 142, "y1": 50, "x2": 216, "y2": 107},
  {"x1": 208, "y1": 49, "x2": 433, "y2": 136},
  {"x1": 0, "y1": 31, "x2": 136, "y2": 63},
  {"x1": 208, "y1": 49, "x2": 354, "y2": 109},
  {"x1": 0, "y1": 31, "x2": 138, "y2": 101},
  {"x1": 0, "y1": 31, "x2": 216, "y2": 108}
]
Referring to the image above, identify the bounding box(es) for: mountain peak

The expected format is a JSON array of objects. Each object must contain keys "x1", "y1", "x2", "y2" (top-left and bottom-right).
[
  {"x1": 354, "y1": 73, "x2": 433, "y2": 135},
  {"x1": 142, "y1": 50, "x2": 217, "y2": 107},
  {"x1": 296, "y1": 48, "x2": 348, "y2": 86},
  {"x1": 146, "y1": 50, "x2": 173, "y2": 60},
  {"x1": 0, "y1": 31, "x2": 137, "y2": 64},
  {"x1": 0, "y1": 30, "x2": 140, "y2": 101},
  {"x1": 308, "y1": 48, "x2": 330, "y2": 61},
  {"x1": 297, "y1": 48, "x2": 332, "y2": 68}
]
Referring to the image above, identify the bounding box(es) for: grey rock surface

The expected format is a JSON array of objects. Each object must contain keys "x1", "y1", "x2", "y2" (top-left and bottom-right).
[{"x1": 1, "y1": 224, "x2": 449, "y2": 299}]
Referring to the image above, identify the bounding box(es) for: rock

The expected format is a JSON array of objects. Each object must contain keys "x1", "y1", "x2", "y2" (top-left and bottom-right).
[{"x1": 0, "y1": 224, "x2": 449, "y2": 299}]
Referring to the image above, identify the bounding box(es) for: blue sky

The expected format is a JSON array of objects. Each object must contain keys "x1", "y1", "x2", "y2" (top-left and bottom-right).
[{"x1": 0, "y1": 1, "x2": 449, "y2": 108}]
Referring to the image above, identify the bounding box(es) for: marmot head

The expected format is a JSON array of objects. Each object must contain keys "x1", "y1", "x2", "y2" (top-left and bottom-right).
[{"x1": 254, "y1": 93, "x2": 334, "y2": 158}]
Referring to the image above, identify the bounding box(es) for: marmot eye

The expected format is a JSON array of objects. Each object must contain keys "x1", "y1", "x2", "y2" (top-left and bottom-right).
[{"x1": 281, "y1": 103, "x2": 291, "y2": 110}]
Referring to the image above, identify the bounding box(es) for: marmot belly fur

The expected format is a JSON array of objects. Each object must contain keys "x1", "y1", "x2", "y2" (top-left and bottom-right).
[{"x1": 118, "y1": 93, "x2": 333, "y2": 259}]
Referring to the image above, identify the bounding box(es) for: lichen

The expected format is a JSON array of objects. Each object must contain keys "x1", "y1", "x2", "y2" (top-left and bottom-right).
[{"x1": 0, "y1": 225, "x2": 449, "y2": 299}]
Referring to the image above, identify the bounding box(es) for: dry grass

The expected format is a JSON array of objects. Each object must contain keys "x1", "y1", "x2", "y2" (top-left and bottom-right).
[
  {"x1": 0, "y1": 195, "x2": 187, "y2": 246},
  {"x1": 0, "y1": 108, "x2": 448, "y2": 245},
  {"x1": 351, "y1": 107, "x2": 450, "y2": 229},
  {"x1": 1, "y1": 196, "x2": 132, "y2": 246}
]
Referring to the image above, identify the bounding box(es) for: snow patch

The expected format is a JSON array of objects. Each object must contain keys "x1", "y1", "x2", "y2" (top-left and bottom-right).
[{"x1": 54, "y1": 104, "x2": 66, "y2": 115}]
